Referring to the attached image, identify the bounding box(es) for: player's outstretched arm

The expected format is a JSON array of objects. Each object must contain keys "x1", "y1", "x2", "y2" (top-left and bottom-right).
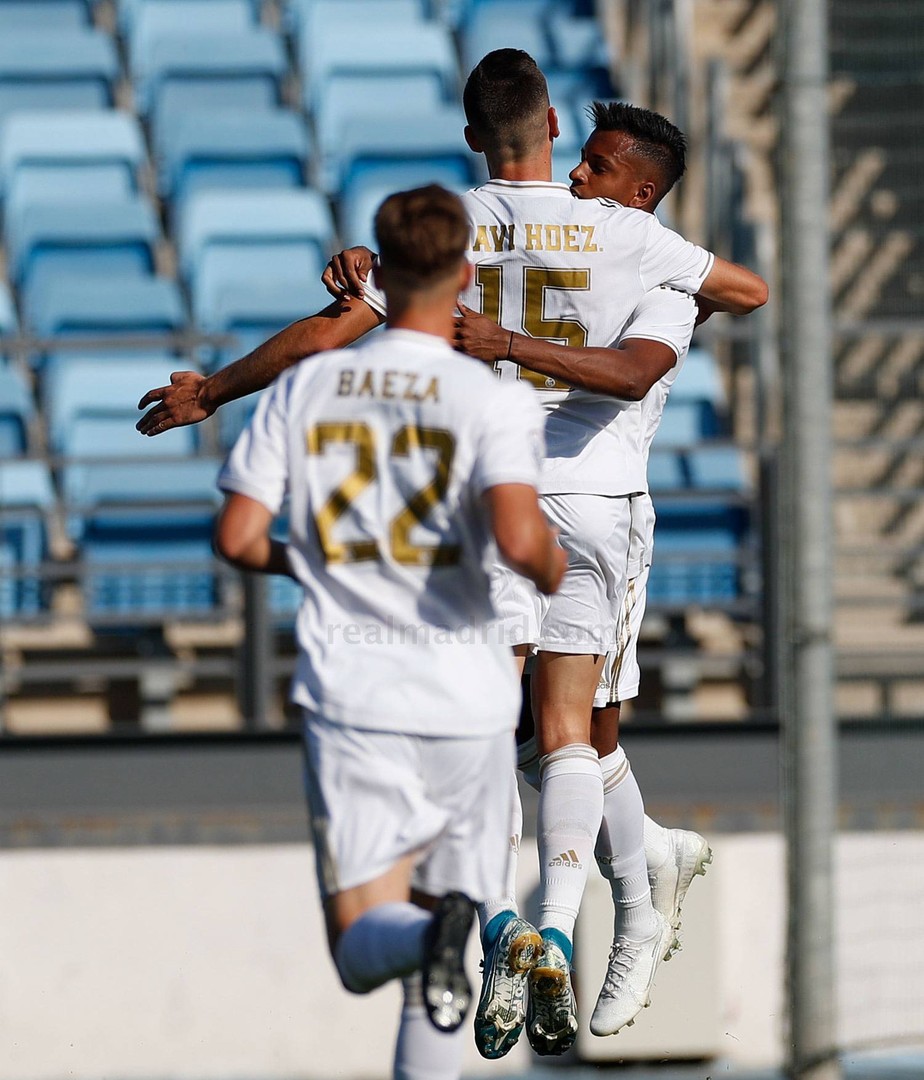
[
  {"x1": 136, "y1": 296, "x2": 384, "y2": 436},
  {"x1": 455, "y1": 303, "x2": 677, "y2": 401},
  {"x1": 484, "y1": 483, "x2": 566, "y2": 595},
  {"x1": 698, "y1": 256, "x2": 768, "y2": 315}
]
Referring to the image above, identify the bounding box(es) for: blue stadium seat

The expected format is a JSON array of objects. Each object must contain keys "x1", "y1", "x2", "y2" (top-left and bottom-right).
[
  {"x1": 129, "y1": 0, "x2": 255, "y2": 60},
  {"x1": 157, "y1": 108, "x2": 309, "y2": 201},
  {"x1": 339, "y1": 162, "x2": 470, "y2": 247},
  {"x1": 312, "y1": 73, "x2": 446, "y2": 182},
  {"x1": 685, "y1": 446, "x2": 748, "y2": 491},
  {"x1": 26, "y1": 277, "x2": 186, "y2": 337},
  {"x1": 0, "y1": 363, "x2": 34, "y2": 455},
  {"x1": 647, "y1": 448, "x2": 685, "y2": 492},
  {"x1": 0, "y1": 458, "x2": 55, "y2": 617},
  {"x1": 655, "y1": 398, "x2": 721, "y2": 448},
  {"x1": 43, "y1": 354, "x2": 198, "y2": 458},
  {"x1": 459, "y1": 1, "x2": 554, "y2": 75},
  {"x1": 0, "y1": 0, "x2": 90, "y2": 29},
  {"x1": 179, "y1": 189, "x2": 335, "y2": 328},
  {"x1": 117, "y1": 0, "x2": 260, "y2": 35},
  {"x1": 548, "y1": 11, "x2": 613, "y2": 73},
  {"x1": 301, "y1": 23, "x2": 457, "y2": 117},
  {"x1": 135, "y1": 29, "x2": 287, "y2": 122},
  {"x1": 0, "y1": 29, "x2": 118, "y2": 121},
  {"x1": 290, "y1": 0, "x2": 427, "y2": 40},
  {"x1": 649, "y1": 500, "x2": 749, "y2": 606},
  {"x1": 673, "y1": 346, "x2": 725, "y2": 402},
  {"x1": 330, "y1": 106, "x2": 477, "y2": 194},
  {"x1": 0, "y1": 111, "x2": 145, "y2": 200},
  {"x1": 7, "y1": 199, "x2": 160, "y2": 311},
  {"x1": 64, "y1": 458, "x2": 223, "y2": 621}
]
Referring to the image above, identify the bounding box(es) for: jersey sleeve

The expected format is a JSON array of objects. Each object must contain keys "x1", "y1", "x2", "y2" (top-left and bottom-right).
[
  {"x1": 217, "y1": 376, "x2": 292, "y2": 514},
  {"x1": 618, "y1": 285, "x2": 697, "y2": 358},
  {"x1": 359, "y1": 260, "x2": 387, "y2": 318},
  {"x1": 470, "y1": 380, "x2": 546, "y2": 494},
  {"x1": 639, "y1": 216, "x2": 715, "y2": 294}
]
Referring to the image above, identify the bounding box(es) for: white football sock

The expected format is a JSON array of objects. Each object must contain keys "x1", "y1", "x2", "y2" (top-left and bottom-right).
[
  {"x1": 536, "y1": 742, "x2": 603, "y2": 940},
  {"x1": 393, "y1": 973, "x2": 465, "y2": 1080},
  {"x1": 334, "y1": 902, "x2": 430, "y2": 993},
  {"x1": 477, "y1": 781, "x2": 523, "y2": 935},
  {"x1": 644, "y1": 813, "x2": 672, "y2": 870},
  {"x1": 595, "y1": 746, "x2": 659, "y2": 941}
]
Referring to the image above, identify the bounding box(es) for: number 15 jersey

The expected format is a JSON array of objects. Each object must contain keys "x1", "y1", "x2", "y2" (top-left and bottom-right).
[{"x1": 219, "y1": 328, "x2": 546, "y2": 737}]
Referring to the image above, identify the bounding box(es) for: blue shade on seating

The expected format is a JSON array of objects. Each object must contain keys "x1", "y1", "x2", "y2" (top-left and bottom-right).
[
  {"x1": 649, "y1": 499, "x2": 749, "y2": 605},
  {"x1": 459, "y1": 3, "x2": 554, "y2": 75},
  {"x1": 26, "y1": 277, "x2": 186, "y2": 337},
  {"x1": 331, "y1": 107, "x2": 477, "y2": 194},
  {"x1": 0, "y1": 0, "x2": 90, "y2": 30},
  {"x1": 179, "y1": 189, "x2": 335, "y2": 327},
  {"x1": 290, "y1": 0, "x2": 427, "y2": 39},
  {"x1": 339, "y1": 162, "x2": 470, "y2": 247},
  {"x1": 685, "y1": 446, "x2": 748, "y2": 491},
  {"x1": 43, "y1": 354, "x2": 197, "y2": 457},
  {"x1": 672, "y1": 346, "x2": 725, "y2": 402},
  {"x1": 117, "y1": 0, "x2": 261, "y2": 35},
  {"x1": 0, "y1": 458, "x2": 55, "y2": 616},
  {"x1": 0, "y1": 29, "x2": 118, "y2": 120},
  {"x1": 7, "y1": 198, "x2": 159, "y2": 285},
  {"x1": 301, "y1": 23, "x2": 458, "y2": 116},
  {"x1": 0, "y1": 363, "x2": 34, "y2": 455},
  {"x1": 135, "y1": 29, "x2": 287, "y2": 119},
  {"x1": 129, "y1": 0, "x2": 256, "y2": 61},
  {"x1": 64, "y1": 459, "x2": 223, "y2": 620},
  {"x1": 548, "y1": 12, "x2": 613, "y2": 72},
  {"x1": 655, "y1": 399, "x2": 721, "y2": 448},
  {"x1": 157, "y1": 108, "x2": 309, "y2": 200},
  {"x1": 647, "y1": 449, "x2": 686, "y2": 493},
  {"x1": 0, "y1": 110, "x2": 145, "y2": 197}
]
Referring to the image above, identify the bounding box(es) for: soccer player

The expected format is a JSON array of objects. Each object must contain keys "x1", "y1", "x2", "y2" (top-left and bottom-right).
[
  {"x1": 453, "y1": 102, "x2": 721, "y2": 1051},
  {"x1": 214, "y1": 184, "x2": 565, "y2": 1079}
]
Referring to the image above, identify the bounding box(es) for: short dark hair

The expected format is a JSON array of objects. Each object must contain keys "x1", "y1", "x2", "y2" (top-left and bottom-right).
[
  {"x1": 374, "y1": 184, "x2": 469, "y2": 290},
  {"x1": 588, "y1": 101, "x2": 687, "y2": 193},
  {"x1": 463, "y1": 49, "x2": 549, "y2": 154}
]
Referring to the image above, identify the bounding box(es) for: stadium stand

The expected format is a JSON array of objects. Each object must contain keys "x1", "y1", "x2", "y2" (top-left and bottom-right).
[
  {"x1": 0, "y1": 458, "x2": 55, "y2": 618},
  {"x1": 0, "y1": 28, "x2": 118, "y2": 119},
  {"x1": 27, "y1": 278, "x2": 186, "y2": 339},
  {"x1": 0, "y1": 363, "x2": 33, "y2": 456}
]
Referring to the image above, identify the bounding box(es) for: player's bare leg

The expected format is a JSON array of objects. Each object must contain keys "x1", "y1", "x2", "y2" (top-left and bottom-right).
[
  {"x1": 526, "y1": 650, "x2": 604, "y2": 1055},
  {"x1": 327, "y1": 856, "x2": 476, "y2": 1034}
]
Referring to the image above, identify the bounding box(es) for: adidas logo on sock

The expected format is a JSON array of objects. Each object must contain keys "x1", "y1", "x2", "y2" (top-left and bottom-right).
[{"x1": 548, "y1": 849, "x2": 583, "y2": 869}]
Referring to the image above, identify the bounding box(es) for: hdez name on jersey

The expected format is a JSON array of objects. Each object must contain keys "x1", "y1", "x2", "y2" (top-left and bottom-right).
[{"x1": 471, "y1": 222, "x2": 600, "y2": 254}]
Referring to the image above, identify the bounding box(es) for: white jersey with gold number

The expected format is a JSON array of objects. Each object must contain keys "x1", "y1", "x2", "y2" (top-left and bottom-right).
[
  {"x1": 362, "y1": 182, "x2": 712, "y2": 496},
  {"x1": 219, "y1": 328, "x2": 545, "y2": 736}
]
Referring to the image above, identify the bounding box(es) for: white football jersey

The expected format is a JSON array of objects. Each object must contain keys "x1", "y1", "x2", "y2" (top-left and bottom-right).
[
  {"x1": 362, "y1": 181, "x2": 712, "y2": 495},
  {"x1": 219, "y1": 328, "x2": 545, "y2": 736}
]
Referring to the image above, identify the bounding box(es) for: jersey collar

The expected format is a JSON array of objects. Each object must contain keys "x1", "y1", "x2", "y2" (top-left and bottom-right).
[{"x1": 476, "y1": 179, "x2": 572, "y2": 193}]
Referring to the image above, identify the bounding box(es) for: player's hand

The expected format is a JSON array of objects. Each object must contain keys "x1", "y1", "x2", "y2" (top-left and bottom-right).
[
  {"x1": 136, "y1": 370, "x2": 212, "y2": 435},
  {"x1": 454, "y1": 302, "x2": 509, "y2": 364},
  {"x1": 322, "y1": 246, "x2": 377, "y2": 299}
]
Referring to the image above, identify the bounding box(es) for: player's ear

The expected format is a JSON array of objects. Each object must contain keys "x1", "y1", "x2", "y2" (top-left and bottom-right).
[
  {"x1": 630, "y1": 181, "x2": 658, "y2": 211},
  {"x1": 463, "y1": 125, "x2": 482, "y2": 154},
  {"x1": 548, "y1": 106, "x2": 560, "y2": 141}
]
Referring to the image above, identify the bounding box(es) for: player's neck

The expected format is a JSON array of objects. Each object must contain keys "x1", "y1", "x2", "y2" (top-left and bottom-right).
[
  {"x1": 386, "y1": 308, "x2": 455, "y2": 345},
  {"x1": 488, "y1": 152, "x2": 554, "y2": 183}
]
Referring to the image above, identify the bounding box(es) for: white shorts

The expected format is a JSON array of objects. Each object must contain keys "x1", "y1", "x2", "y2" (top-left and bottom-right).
[
  {"x1": 594, "y1": 495, "x2": 655, "y2": 706},
  {"x1": 537, "y1": 493, "x2": 632, "y2": 655},
  {"x1": 302, "y1": 712, "x2": 516, "y2": 903},
  {"x1": 490, "y1": 559, "x2": 544, "y2": 649}
]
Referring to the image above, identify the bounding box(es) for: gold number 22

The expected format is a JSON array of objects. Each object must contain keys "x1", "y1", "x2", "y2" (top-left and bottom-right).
[{"x1": 306, "y1": 422, "x2": 459, "y2": 566}]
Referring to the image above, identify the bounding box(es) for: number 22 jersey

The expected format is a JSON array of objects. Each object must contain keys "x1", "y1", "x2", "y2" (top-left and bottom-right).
[{"x1": 218, "y1": 328, "x2": 546, "y2": 736}]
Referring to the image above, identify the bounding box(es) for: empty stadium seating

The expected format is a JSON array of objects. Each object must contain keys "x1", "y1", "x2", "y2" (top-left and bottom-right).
[
  {"x1": 0, "y1": 363, "x2": 33, "y2": 455},
  {"x1": 0, "y1": 28, "x2": 118, "y2": 119},
  {"x1": 0, "y1": 458, "x2": 55, "y2": 617}
]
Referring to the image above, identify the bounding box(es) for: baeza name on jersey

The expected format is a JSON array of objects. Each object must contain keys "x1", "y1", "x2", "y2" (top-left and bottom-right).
[
  {"x1": 471, "y1": 222, "x2": 600, "y2": 253},
  {"x1": 336, "y1": 368, "x2": 441, "y2": 404}
]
